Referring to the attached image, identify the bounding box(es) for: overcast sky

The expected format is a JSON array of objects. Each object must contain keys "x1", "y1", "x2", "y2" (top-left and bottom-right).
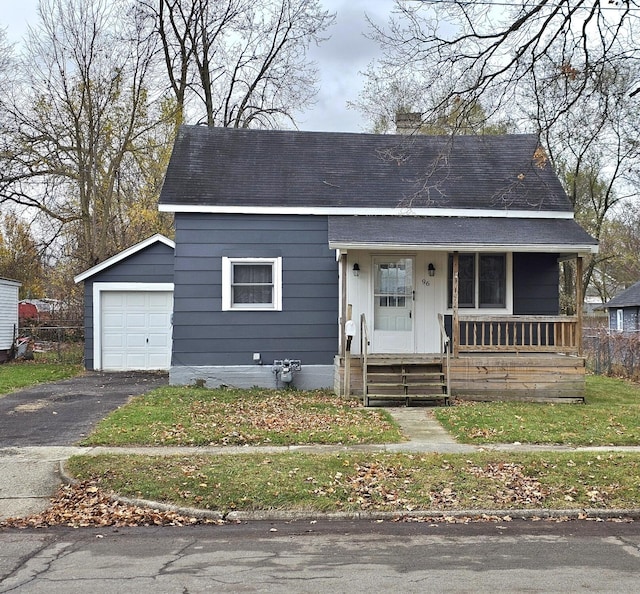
[{"x1": 1, "y1": 0, "x2": 394, "y2": 133}]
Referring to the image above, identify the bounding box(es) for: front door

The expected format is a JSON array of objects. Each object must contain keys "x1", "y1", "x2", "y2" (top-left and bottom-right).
[{"x1": 371, "y1": 256, "x2": 415, "y2": 353}]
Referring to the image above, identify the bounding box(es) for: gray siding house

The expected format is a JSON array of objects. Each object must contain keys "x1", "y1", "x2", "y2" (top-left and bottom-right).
[
  {"x1": 605, "y1": 281, "x2": 640, "y2": 334},
  {"x1": 157, "y1": 126, "x2": 598, "y2": 399}
]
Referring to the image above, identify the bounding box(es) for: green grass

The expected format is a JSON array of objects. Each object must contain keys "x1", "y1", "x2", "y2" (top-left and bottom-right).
[
  {"x1": 0, "y1": 361, "x2": 83, "y2": 396},
  {"x1": 81, "y1": 386, "x2": 403, "y2": 447},
  {"x1": 434, "y1": 375, "x2": 640, "y2": 446},
  {"x1": 67, "y1": 450, "x2": 640, "y2": 513}
]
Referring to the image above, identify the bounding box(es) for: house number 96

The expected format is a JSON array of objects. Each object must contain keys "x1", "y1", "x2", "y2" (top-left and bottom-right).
[{"x1": 421, "y1": 279, "x2": 430, "y2": 286}]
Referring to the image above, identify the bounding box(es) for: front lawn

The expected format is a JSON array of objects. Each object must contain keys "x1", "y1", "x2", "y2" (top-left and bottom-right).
[
  {"x1": 434, "y1": 375, "x2": 640, "y2": 446},
  {"x1": 81, "y1": 386, "x2": 403, "y2": 447},
  {"x1": 67, "y1": 450, "x2": 640, "y2": 513},
  {"x1": 0, "y1": 361, "x2": 83, "y2": 396}
]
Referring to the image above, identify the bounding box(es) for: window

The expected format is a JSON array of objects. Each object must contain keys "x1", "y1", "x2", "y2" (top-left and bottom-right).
[
  {"x1": 479, "y1": 254, "x2": 506, "y2": 308},
  {"x1": 616, "y1": 309, "x2": 624, "y2": 332},
  {"x1": 222, "y1": 257, "x2": 282, "y2": 311},
  {"x1": 448, "y1": 253, "x2": 507, "y2": 309}
]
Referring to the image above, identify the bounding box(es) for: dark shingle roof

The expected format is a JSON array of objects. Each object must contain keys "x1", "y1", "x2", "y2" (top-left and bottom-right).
[
  {"x1": 605, "y1": 281, "x2": 640, "y2": 308},
  {"x1": 328, "y1": 216, "x2": 598, "y2": 250},
  {"x1": 159, "y1": 126, "x2": 573, "y2": 212}
]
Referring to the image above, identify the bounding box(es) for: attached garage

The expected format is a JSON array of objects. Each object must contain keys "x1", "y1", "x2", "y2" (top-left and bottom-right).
[
  {"x1": 74, "y1": 235, "x2": 175, "y2": 371},
  {"x1": 97, "y1": 287, "x2": 173, "y2": 371}
]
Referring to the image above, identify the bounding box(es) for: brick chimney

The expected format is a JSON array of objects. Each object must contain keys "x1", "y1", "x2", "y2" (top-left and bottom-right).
[{"x1": 395, "y1": 112, "x2": 422, "y2": 134}]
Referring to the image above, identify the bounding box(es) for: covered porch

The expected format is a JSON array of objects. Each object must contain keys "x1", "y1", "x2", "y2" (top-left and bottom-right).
[{"x1": 329, "y1": 215, "x2": 596, "y2": 404}]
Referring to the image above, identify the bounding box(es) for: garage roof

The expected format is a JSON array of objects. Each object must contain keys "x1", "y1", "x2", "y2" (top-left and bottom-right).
[{"x1": 74, "y1": 234, "x2": 175, "y2": 283}]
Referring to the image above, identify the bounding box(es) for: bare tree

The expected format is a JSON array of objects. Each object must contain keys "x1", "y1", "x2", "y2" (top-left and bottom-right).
[
  {"x1": 0, "y1": 0, "x2": 172, "y2": 269},
  {"x1": 147, "y1": 0, "x2": 335, "y2": 127},
  {"x1": 365, "y1": 1, "x2": 640, "y2": 127}
]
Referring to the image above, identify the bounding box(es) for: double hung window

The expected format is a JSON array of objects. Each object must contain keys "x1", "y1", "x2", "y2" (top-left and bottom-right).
[{"x1": 222, "y1": 257, "x2": 282, "y2": 311}]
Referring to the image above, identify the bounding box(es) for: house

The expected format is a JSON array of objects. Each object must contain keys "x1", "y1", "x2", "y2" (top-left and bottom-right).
[
  {"x1": 75, "y1": 126, "x2": 598, "y2": 402},
  {"x1": 74, "y1": 234, "x2": 175, "y2": 371},
  {"x1": 0, "y1": 277, "x2": 21, "y2": 363},
  {"x1": 604, "y1": 281, "x2": 640, "y2": 334}
]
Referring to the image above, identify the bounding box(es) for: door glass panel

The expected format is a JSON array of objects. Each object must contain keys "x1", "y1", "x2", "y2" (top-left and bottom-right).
[{"x1": 374, "y1": 258, "x2": 413, "y2": 331}]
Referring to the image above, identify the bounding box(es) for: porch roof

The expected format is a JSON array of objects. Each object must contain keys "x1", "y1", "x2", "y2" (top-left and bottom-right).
[{"x1": 328, "y1": 216, "x2": 598, "y2": 254}]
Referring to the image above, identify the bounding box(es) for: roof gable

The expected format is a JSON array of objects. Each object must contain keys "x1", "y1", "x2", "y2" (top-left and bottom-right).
[
  {"x1": 159, "y1": 127, "x2": 573, "y2": 215},
  {"x1": 74, "y1": 234, "x2": 175, "y2": 283}
]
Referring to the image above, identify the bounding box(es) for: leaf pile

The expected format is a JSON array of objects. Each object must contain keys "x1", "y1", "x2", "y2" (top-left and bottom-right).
[
  {"x1": 176, "y1": 392, "x2": 380, "y2": 445},
  {"x1": 0, "y1": 482, "x2": 225, "y2": 529},
  {"x1": 86, "y1": 387, "x2": 400, "y2": 447},
  {"x1": 465, "y1": 462, "x2": 548, "y2": 506},
  {"x1": 313, "y1": 459, "x2": 550, "y2": 511}
]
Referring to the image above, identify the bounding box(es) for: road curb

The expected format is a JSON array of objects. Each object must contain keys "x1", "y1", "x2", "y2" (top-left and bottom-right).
[{"x1": 58, "y1": 461, "x2": 640, "y2": 524}]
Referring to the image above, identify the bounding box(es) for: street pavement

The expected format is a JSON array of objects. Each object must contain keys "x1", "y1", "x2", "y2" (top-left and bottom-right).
[
  {"x1": 2, "y1": 372, "x2": 640, "y2": 522},
  {"x1": 2, "y1": 520, "x2": 640, "y2": 592}
]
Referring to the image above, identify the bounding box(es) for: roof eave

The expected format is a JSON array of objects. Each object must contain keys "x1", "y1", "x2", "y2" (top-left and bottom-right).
[
  {"x1": 329, "y1": 241, "x2": 599, "y2": 255},
  {"x1": 159, "y1": 204, "x2": 575, "y2": 219}
]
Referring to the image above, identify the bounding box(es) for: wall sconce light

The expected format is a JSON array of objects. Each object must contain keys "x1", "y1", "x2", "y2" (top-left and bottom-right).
[
  {"x1": 352, "y1": 263, "x2": 360, "y2": 277},
  {"x1": 428, "y1": 263, "x2": 436, "y2": 277}
]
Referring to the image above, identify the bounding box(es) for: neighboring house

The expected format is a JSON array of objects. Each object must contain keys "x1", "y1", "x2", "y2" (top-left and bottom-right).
[
  {"x1": 74, "y1": 234, "x2": 175, "y2": 371},
  {"x1": 0, "y1": 277, "x2": 21, "y2": 363},
  {"x1": 604, "y1": 281, "x2": 640, "y2": 334},
  {"x1": 75, "y1": 126, "x2": 599, "y2": 402}
]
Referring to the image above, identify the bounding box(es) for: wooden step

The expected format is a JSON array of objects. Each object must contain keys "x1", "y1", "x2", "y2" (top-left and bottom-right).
[
  {"x1": 365, "y1": 393, "x2": 450, "y2": 406},
  {"x1": 363, "y1": 359, "x2": 449, "y2": 407}
]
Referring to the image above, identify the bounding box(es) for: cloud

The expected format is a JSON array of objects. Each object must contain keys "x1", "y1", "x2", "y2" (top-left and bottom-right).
[{"x1": 299, "y1": 0, "x2": 393, "y2": 132}]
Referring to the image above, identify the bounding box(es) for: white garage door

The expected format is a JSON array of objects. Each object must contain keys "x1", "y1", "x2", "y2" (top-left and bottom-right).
[{"x1": 101, "y1": 291, "x2": 173, "y2": 371}]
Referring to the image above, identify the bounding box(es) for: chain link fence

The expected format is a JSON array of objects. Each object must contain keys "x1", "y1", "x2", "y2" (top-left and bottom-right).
[
  {"x1": 583, "y1": 327, "x2": 640, "y2": 382},
  {"x1": 18, "y1": 320, "x2": 84, "y2": 364}
]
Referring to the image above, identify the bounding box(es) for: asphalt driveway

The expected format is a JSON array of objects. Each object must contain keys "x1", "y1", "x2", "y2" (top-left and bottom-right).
[{"x1": 0, "y1": 372, "x2": 168, "y2": 447}]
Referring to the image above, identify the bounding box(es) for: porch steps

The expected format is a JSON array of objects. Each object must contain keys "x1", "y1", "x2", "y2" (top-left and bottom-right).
[{"x1": 365, "y1": 359, "x2": 449, "y2": 407}]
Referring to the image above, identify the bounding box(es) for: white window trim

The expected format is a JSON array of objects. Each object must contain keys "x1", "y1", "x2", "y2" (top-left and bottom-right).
[
  {"x1": 222, "y1": 257, "x2": 282, "y2": 311},
  {"x1": 92, "y1": 282, "x2": 174, "y2": 371},
  {"x1": 616, "y1": 309, "x2": 624, "y2": 332}
]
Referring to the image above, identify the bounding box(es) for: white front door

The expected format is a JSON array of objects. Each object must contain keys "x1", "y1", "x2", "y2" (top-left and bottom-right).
[{"x1": 371, "y1": 256, "x2": 415, "y2": 353}]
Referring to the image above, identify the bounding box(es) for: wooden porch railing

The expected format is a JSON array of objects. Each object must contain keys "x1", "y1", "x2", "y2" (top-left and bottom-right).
[{"x1": 456, "y1": 315, "x2": 579, "y2": 355}]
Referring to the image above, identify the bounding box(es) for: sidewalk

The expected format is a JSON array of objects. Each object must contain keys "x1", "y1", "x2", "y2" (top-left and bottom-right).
[{"x1": 3, "y1": 407, "x2": 640, "y2": 521}]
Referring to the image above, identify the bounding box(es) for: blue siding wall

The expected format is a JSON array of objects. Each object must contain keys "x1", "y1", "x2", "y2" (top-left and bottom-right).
[
  {"x1": 172, "y1": 214, "x2": 338, "y2": 367},
  {"x1": 513, "y1": 253, "x2": 559, "y2": 315},
  {"x1": 82, "y1": 242, "x2": 175, "y2": 369}
]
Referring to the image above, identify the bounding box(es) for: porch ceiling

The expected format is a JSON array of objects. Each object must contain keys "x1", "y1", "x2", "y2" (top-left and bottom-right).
[{"x1": 328, "y1": 216, "x2": 598, "y2": 254}]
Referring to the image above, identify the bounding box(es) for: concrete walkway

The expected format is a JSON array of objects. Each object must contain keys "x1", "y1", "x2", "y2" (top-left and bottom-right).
[{"x1": 3, "y1": 407, "x2": 640, "y2": 521}]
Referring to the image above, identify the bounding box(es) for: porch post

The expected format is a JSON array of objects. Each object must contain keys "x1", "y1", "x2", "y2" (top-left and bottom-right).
[
  {"x1": 340, "y1": 252, "x2": 347, "y2": 358},
  {"x1": 452, "y1": 251, "x2": 460, "y2": 357},
  {"x1": 576, "y1": 255, "x2": 583, "y2": 356}
]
